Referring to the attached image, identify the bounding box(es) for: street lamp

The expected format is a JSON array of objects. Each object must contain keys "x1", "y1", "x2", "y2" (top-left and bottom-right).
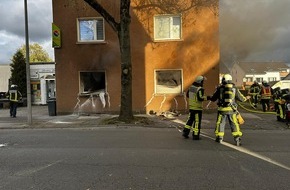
[{"x1": 24, "y1": 0, "x2": 32, "y2": 125}]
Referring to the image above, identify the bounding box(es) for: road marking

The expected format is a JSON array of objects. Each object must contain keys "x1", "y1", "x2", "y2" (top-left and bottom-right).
[
  {"x1": 173, "y1": 119, "x2": 290, "y2": 171},
  {"x1": 16, "y1": 159, "x2": 64, "y2": 176},
  {"x1": 0, "y1": 143, "x2": 8, "y2": 148},
  {"x1": 202, "y1": 133, "x2": 290, "y2": 171}
]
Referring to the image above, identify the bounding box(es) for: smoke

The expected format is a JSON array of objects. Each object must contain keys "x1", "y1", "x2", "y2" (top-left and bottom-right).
[{"x1": 220, "y1": 0, "x2": 290, "y2": 71}]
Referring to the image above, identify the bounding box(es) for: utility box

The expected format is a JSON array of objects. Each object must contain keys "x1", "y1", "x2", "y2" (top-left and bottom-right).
[{"x1": 47, "y1": 98, "x2": 56, "y2": 116}]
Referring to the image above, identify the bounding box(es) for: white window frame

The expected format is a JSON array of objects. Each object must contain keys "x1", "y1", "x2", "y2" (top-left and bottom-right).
[
  {"x1": 255, "y1": 77, "x2": 263, "y2": 83},
  {"x1": 268, "y1": 77, "x2": 276, "y2": 82},
  {"x1": 154, "y1": 69, "x2": 183, "y2": 95},
  {"x1": 245, "y1": 77, "x2": 253, "y2": 82},
  {"x1": 77, "y1": 17, "x2": 105, "y2": 43},
  {"x1": 154, "y1": 14, "x2": 182, "y2": 41}
]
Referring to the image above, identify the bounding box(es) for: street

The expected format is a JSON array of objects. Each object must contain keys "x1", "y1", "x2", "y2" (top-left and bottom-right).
[{"x1": 0, "y1": 127, "x2": 290, "y2": 190}]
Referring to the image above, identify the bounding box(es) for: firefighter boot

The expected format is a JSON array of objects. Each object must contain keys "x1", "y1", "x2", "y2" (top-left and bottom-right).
[
  {"x1": 234, "y1": 137, "x2": 242, "y2": 146},
  {"x1": 215, "y1": 136, "x2": 223, "y2": 143},
  {"x1": 182, "y1": 128, "x2": 190, "y2": 139},
  {"x1": 192, "y1": 135, "x2": 200, "y2": 140}
]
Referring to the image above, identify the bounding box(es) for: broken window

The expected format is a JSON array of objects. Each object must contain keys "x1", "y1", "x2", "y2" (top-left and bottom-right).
[
  {"x1": 79, "y1": 71, "x2": 106, "y2": 94},
  {"x1": 155, "y1": 69, "x2": 183, "y2": 94}
]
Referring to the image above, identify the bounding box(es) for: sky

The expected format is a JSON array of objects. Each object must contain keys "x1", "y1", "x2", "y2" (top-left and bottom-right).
[
  {"x1": 220, "y1": 0, "x2": 290, "y2": 69},
  {"x1": 0, "y1": 0, "x2": 53, "y2": 64},
  {"x1": 1, "y1": 0, "x2": 290, "y2": 66}
]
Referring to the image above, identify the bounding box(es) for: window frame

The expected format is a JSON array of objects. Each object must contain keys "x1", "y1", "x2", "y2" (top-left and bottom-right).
[
  {"x1": 79, "y1": 71, "x2": 107, "y2": 95},
  {"x1": 268, "y1": 77, "x2": 276, "y2": 82},
  {"x1": 154, "y1": 69, "x2": 183, "y2": 95},
  {"x1": 77, "y1": 17, "x2": 105, "y2": 43},
  {"x1": 153, "y1": 14, "x2": 182, "y2": 41},
  {"x1": 255, "y1": 77, "x2": 263, "y2": 83}
]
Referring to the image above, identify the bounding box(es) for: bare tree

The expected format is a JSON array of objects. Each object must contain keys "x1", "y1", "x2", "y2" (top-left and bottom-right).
[{"x1": 84, "y1": 0, "x2": 133, "y2": 121}]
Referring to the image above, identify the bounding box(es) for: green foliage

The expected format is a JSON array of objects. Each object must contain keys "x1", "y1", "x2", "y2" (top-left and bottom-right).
[
  {"x1": 10, "y1": 50, "x2": 27, "y2": 96},
  {"x1": 20, "y1": 43, "x2": 52, "y2": 62}
]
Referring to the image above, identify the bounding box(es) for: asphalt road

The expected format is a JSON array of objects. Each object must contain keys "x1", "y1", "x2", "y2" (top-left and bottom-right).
[{"x1": 0, "y1": 127, "x2": 289, "y2": 190}]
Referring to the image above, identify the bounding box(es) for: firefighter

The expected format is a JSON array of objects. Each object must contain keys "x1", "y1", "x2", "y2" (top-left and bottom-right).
[
  {"x1": 6, "y1": 84, "x2": 22, "y2": 118},
  {"x1": 273, "y1": 87, "x2": 281, "y2": 120},
  {"x1": 210, "y1": 74, "x2": 249, "y2": 146},
  {"x1": 248, "y1": 81, "x2": 261, "y2": 108},
  {"x1": 260, "y1": 81, "x2": 273, "y2": 112},
  {"x1": 182, "y1": 76, "x2": 211, "y2": 140},
  {"x1": 275, "y1": 88, "x2": 290, "y2": 121}
]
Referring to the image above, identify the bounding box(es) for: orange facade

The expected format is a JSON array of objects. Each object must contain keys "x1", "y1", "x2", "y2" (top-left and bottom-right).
[{"x1": 52, "y1": 0, "x2": 220, "y2": 115}]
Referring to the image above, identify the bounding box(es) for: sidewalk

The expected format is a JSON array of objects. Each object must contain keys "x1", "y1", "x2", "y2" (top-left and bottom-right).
[
  {"x1": 0, "y1": 105, "x2": 117, "y2": 129},
  {"x1": 0, "y1": 105, "x2": 288, "y2": 130}
]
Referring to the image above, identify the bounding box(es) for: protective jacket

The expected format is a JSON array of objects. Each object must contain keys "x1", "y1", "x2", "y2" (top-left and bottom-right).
[
  {"x1": 187, "y1": 83, "x2": 209, "y2": 110},
  {"x1": 7, "y1": 89, "x2": 22, "y2": 102},
  {"x1": 260, "y1": 84, "x2": 272, "y2": 99},
  {"x1": 249, "y1": 83, "x2": 261, "y2": 95}
]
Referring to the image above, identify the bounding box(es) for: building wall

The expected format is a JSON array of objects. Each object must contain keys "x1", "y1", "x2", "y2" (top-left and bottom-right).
[
  {"x1": 0, "y1": 65, "x2": 11, "y2": 92},
  {"x1": 52, "y1": 0, "x2": 220, "y2": 114},
  {"x1": 245, "y1": 72, "x2": 281, "y2": 83},
  {"x1": 231, "y1": 64, "x2": 245, "y2": 87}
]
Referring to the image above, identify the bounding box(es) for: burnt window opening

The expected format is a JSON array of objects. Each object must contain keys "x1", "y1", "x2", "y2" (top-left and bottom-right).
[
  {"x1": 79, "y1": 71, "x2": 106, "y2": 94},
  {"x1": 155, "y1": 69, "x2": 183, "y2": 94}
]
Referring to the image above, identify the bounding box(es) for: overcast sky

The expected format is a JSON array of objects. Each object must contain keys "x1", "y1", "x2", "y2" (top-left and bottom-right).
[
  {"x1": 220, "y1": 0, "x2": 290, "y2": 68},
  {"x1": 0, "y1": 0, "x2": 53, "y2": 64},
  {"x1": 1, "y1": 0, "x2": 290, "y2": 66}
]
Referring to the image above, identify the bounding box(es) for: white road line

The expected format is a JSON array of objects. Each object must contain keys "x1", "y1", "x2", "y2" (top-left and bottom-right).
[
  {"x1": 16, "y1": 159, "x2": 64, "y2": 176},
  {"x1": 173, "y1": 119, "x2": 290, "y2": 171},
  {"x1": 0, "y1": 143, "x2": 8, "y2": 148}
]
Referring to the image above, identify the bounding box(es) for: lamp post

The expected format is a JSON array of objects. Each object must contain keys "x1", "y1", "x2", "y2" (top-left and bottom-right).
[{"x1": 24, "y1": 0, "x2": 32, "y2": 125}]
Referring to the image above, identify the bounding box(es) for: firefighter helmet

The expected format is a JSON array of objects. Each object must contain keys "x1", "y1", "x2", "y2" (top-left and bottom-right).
[
  {"x1": 195, "y1": 76, "x2": 205, "y2": 84},
  {"x1": 222, "y1": 74, "x2": 232, "y2": 84},
  {"x1": 262, "y1": 80, "x2": 268, "y2": 85}
]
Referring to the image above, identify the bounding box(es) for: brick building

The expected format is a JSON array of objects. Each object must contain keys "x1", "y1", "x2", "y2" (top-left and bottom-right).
[{"x1": 52, "y1": 0, "x2": 220, "y2": 114}]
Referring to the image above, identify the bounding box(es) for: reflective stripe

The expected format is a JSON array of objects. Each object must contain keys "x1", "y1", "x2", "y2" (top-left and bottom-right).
[
  {"x1": 193, "y1": 113, "x2": 199, "y2": 135},
  {"x1": 232, "y1": 113, "x2": 242, "y2": 136},
  {"x1": 9, "y1": 90, "x2": 18, "y2": 102},
  {"x1": 215, "y1": 114, "x2": 223, "y2": 136},
  {"x1": 278, "y1": 105, "x2": 285, "y2": 119},
  {"x1": 184, "y1": 125, "x2": 191, "y2": 129},
  {"x1": 218, "y1": 106, "x2": 233, "y2": 111}
]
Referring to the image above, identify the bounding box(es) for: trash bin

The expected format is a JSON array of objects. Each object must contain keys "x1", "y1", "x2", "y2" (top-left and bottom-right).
[{"x1": 47, "y1": 98, "x2": 56, "y2": 116}]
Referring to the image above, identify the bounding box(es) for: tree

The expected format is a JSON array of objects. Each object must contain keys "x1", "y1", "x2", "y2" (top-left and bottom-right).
[
  {"x1": 10, "y1": 50, "x2": 27, "y2": 96},
  {"x1": 82, "y1": 0, "x2": 218, "y2": 121},
  {"x1": 84, "y1": 0, "x2": 133, "y2": 121},
  {"x1": 20, "y1": 43, "x2": 52, "y2": 62}
]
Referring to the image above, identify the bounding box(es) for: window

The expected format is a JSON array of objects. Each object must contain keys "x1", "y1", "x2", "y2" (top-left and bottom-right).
[
  {"x1": 154, "y1": 15, "x2": 181, "y2": 40},
  {"x1": 77, "y1": 18, "x2": 104, "y2": 42},
  {"x1": 79, "y1": 71, "x2": 106, "y2": 94},
  {"x1": 245, "y1": 77, "x2": 253, "y2": 82},
  {"x1": 256, "y1": 77, "x2": 263, "y2": 83},
  {"x1": 155, "y1": 69, "x2": 183, "y2": 94},
  {"x1": 268, "y1": 77, "x2": 276, "y2": 82}
]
